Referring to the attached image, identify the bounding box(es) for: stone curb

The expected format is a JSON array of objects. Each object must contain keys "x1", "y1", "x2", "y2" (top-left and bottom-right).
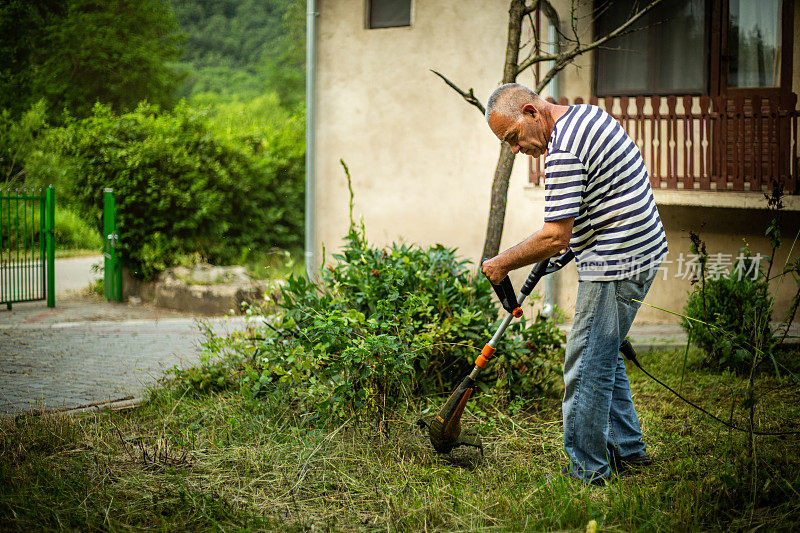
[
  {"x1": 3, "y1": 396, "x2": 147, "y2": 418},
  {"x1": 63, "y1": 396, "x2": 147, "y2": 416}
]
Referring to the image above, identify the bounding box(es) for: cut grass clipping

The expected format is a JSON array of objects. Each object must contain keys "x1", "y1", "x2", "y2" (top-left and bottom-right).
[{"x1": 2, "y1": 348, "x2": 799, "y2": 531}]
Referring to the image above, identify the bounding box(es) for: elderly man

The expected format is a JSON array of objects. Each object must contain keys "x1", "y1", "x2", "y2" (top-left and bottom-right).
[{"x1": 480, "y1": 83, "x2": 668, "y2": 486}]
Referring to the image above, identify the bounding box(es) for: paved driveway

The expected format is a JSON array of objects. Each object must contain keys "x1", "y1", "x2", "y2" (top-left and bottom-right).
[
  {"x1": 0, "y1": 298, "x2": 254, "y2": 416},
  {"x1": 54, "y1": 255, "x2": 103, "y2": 295}
]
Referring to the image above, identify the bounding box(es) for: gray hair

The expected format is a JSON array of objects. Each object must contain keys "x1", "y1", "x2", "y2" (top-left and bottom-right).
[{"x1": 485, "y1": 83, "x2": 541, "y2": 122}]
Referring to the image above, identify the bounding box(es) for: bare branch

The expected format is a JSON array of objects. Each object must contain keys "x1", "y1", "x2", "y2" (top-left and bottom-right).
[
  {"x1": 535, "y1": 57, "x2": 568, "y2": 94},
  {"x1": 430, "y1": 69, "x2": 485, "y2": 115},
  {"x1": 595, "y1": 45, "x2": 637, "y2": 52},
  {"x1": 519, "y1": 10, "x2": 538, "y2": 62},
  {"x1": 570, "y1": 0, "x2": 579, "y2": 47},
  {"x1": 502, "y1": 0, "x2": 527, "y2": 83},
  {"x1": 517, "y1": 53, "x2": 560, "y2": 73},
  {"x1": 517, "y1": 0, "x2": 563, "y2": 75},
  {"x1": 570, "y1": 0, "x2": 662, "y2": 58},
  {"x1": 538, "y1": 0, "x2": 561, "y2": 34},
  {"x1": 591, "y1": 1, "x2": 614, "y2": 26},
  {"x1": 532, "y1": 0, "x2": 664, "y2": 92},
  {"x1": 527, "y1": 10, "x2": 540, "y2": 84},
  {"x1": 519, "y1": 32, "x2": 536, "y2": 52},
  {"x1": 529, "y1": 10, "x2": 539, "y2": 54}
]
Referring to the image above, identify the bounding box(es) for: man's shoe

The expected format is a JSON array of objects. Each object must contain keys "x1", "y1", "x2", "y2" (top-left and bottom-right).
[
  {"x1": 621, "y1": 453, "x2": 652, "y2": 467},
  {"x1": 610, "y1": 451, "x2": 652, "y2": 472}
]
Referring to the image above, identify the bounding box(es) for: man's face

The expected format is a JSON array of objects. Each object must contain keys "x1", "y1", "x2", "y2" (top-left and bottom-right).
[{"x1": 488, "y1": 104, "x2": 548, "y2": 157}]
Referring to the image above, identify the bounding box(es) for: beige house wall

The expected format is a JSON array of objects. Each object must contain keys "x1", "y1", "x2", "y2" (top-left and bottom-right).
[{"x1": 314, "y1": 0, "x2": 800, "y2": 325}]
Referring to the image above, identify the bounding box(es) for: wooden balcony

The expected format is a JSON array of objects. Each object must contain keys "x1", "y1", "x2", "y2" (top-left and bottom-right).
[{"x1": 529, "y1": 94, "x2": 800, "y2": 195}]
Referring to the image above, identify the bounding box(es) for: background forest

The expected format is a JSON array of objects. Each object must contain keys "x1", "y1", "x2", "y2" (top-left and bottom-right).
[{"x1": 0, "y1": 0, "x2": 305, "y2": 278}]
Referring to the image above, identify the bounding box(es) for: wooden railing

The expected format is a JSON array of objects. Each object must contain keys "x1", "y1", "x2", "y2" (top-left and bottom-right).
[{"x1": 529, "y1": 94, "x2": 800, "y2": 194}]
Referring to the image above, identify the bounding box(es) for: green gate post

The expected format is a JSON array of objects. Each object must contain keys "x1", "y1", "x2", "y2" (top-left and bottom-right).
[
  {"x1": 103, "y1": 188, "x2": 122, "y2": 302},
  {"x1": 45, "y1": 185, "x2": 55, "y2": 308},
  {"x1": 40, "y1": 189, "x2": 46, "y2": 306}
]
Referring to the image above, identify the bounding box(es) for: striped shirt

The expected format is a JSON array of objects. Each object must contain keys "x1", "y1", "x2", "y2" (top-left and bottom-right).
[{"x1": 544, "y1": 104, "x2": 668, "y2": 281}]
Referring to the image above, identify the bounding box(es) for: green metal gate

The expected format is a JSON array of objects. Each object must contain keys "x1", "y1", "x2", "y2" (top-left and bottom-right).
[{"x1": 0, "y1": 186, "x2": 55, "y2": 309}]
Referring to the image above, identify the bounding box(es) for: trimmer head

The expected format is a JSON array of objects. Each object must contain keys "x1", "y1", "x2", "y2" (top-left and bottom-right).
[{"x1": 418, "y1": 376, "x2": 483, "y2": 454}]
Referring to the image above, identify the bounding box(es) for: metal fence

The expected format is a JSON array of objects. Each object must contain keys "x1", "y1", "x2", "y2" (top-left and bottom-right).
[{"x1": 0, "y1": 186, "x2": 55, "y2": 309}]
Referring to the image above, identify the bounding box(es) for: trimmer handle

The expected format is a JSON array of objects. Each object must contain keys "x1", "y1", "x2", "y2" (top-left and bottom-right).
[
  {"x1": 482, "y1": 260, "x2": 523, "y2": 318},
  {"x1": 520, "y1": 249, "x2": 575, "y2": 296},
  {"x1": 545, "y1": 249, "x2": 575, "y2": 275}
]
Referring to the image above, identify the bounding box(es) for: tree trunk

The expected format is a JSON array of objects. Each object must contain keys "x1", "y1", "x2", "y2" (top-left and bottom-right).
[
  {"x1": 482, "y1": 144, "x2": 516, "y2": 258},
  {"x1": 482, "y1": 0, "x2": 525, "y2": 259},
  {"x1": 501, "y1": 0, "x2": 526, "y2": 82}
]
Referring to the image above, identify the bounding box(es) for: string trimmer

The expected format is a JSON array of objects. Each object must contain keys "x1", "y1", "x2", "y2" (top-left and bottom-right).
[{"x1": 419, "y1": 249, "x2": 575, "y2": 454}]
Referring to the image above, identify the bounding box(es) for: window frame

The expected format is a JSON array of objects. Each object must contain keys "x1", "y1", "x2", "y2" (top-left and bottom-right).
[
  {"x1": 592, "y1": 0, "x2": 794, "y2": 99},
  {"x1": 365, "y1": 0, "x2": 413, "y2": 30},
  {"x1": 714, "y1": 0, "x2": 794, "y2": 98}
]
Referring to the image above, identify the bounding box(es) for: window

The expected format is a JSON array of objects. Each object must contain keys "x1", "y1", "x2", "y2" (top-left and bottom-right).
[
  {"x1": 368, "y1": 0, "x2": 411, "y2": 29},
  {"x1": 727, "y1": 0, "x2": 782, "y2": 88},
  {"x1": 594, "y1": 0, "x2": 709, "y2": 95}
]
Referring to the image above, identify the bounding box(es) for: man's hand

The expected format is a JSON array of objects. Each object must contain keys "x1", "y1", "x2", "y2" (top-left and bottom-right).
[
  {"x1": 481, "y1": 256, "x2": 509, "y2": 285},
  {"x1": 480, "y1": 218, "x2": 574, "y2": 285}
]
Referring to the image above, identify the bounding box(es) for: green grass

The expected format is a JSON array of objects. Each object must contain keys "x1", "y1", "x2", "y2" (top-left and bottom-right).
[
  {"x1": 54, "y1": 207, "x2": 102, "y2": 251},
  {"x1": 2, "y1": 348, "x2": 799, "y2": 531},
  {"x1": 54, "y1": 248, "x2": 101, "y2": 259}
]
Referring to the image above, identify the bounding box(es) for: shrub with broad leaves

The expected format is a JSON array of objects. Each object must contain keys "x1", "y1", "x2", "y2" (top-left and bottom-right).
[{"x1": 240, "y1": 226, "x2": 565, "y2": 427}]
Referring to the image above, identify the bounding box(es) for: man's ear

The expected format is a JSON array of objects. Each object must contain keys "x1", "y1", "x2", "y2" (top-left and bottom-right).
[{"x1": 521, "y1": 103, "x2": 537, "y2": 117}]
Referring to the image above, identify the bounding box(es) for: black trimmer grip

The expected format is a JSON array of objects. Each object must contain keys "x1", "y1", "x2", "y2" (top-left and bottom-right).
[
  {"x1": 520, "y1": 259, "x2": 550, "y2": 296},
  {"x1": 520, "y1": 249, "x2": 576, "y2": 296},
  {"x1": 481, "y1": 260, "x2": 521, "y2": 314}
]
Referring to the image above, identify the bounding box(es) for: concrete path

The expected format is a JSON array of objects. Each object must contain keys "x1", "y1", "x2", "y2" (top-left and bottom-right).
[
  {"x1": 0, "y1": 297, "x2": 256, "y2": 416},
  {"x1": 54, "y1": 255, "x2": 103, "y2": 295}
]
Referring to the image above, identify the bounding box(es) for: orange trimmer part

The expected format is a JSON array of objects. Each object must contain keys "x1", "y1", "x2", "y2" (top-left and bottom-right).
[{"x1": 474, "y1": 344, "x2": 496, "y2": 369}]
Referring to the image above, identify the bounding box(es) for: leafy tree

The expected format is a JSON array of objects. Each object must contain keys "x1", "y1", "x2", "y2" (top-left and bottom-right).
[
  {"x1": 0, "y1": 0, "x2": 185, "y2": 120},
  {"x1": 260, "y1": 0, "x2": 305, "y2": 107},
  {"x1": 0, "y1": 1, "x2": 63, "y2": 118},
  {"x1": 170, "y1": 0, "x2": 304, "y2": 106}
]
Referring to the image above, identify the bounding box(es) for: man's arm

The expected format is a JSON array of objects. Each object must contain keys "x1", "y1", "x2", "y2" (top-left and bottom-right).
[{"x1": 480, "y1": 217, "x2": 574, "y2": 284}]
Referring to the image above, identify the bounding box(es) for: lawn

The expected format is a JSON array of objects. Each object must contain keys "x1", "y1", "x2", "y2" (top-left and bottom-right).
[{"x1": 2, "y1": 347, "x2": 799, "y2": 531}]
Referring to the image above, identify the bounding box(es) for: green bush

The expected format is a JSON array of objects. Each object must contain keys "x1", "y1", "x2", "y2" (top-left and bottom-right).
[
  {"x1": 238, "y1": 226, "x2": 565, "y2": 428},
  {"x1": 682, "y1": 251, "x2": 774, "y2": 374},
  {"x1": 54, "y1": 206, "x2": 102, "y2": 251},
  {"x1": 33, "y1": 100, "x2": 303, "y2": 279}
]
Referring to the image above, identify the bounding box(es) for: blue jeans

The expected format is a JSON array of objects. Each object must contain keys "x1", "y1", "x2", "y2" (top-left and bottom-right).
[{"x1": 562, "y1": 266, "x2": 658, "y2": 484}]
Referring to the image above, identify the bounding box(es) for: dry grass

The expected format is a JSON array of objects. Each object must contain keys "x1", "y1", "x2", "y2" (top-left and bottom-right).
[{"x1": 2, "y1": 348, "x2": 799, "y2": 531}]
